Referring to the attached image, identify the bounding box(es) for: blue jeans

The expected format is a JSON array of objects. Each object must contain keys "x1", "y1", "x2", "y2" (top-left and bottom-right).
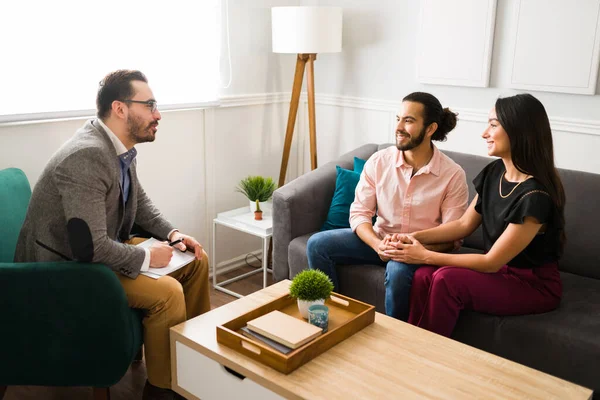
[{"x1": 306, "y1": 228, "x2": 420, "y2": 321}]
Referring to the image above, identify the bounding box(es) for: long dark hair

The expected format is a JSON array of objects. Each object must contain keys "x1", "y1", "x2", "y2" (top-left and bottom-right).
[
  {"x1": 495, "y1": 93, "x2": 566, "y2": 253},
  {"x1": 402, "y1": 92, "x2": 458, "y2": 141}
]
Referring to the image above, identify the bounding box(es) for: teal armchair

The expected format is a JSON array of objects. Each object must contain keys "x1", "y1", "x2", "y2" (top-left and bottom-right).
[{"x1": 0, "y1": 168, "x2": 144, "y2": 400}]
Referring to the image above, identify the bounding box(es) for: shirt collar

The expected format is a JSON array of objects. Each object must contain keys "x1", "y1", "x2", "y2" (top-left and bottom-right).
[
  {"x1": 97, "y1": 118, "x2": 128, "y2": 156},
  {"x1": 395, "y1": 144, "x2": 441, "y2": 176}
]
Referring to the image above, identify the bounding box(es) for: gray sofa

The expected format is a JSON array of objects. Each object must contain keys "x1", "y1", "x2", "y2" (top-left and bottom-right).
[{"x1": 273, "y1": 143, "x2": 600, "y2": 394}]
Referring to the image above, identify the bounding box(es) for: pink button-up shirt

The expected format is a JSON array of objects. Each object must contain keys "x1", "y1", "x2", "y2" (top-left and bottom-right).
[{"x1": 350, "y1": 145, "x2": 468, "y2": 238}]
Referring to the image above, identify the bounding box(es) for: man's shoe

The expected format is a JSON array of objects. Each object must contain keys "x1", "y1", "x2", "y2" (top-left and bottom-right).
[{"x1": 142, "y1": 380, "x2": 184, "y2": 400}]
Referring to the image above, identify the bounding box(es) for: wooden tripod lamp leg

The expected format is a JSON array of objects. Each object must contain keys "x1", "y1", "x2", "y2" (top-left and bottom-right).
[
  {"x1": 306, "y1": 54, "x2": 318, "y2": 170},
  {"x1": 278, "y1": 54, "x2": 308, "y2": 188}
]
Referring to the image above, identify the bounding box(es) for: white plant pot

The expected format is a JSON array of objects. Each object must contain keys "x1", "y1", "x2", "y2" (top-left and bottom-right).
[
  {"x1": 249, "y1": 200, "x2": 272, "y2": 213},
  {"x1": 297, "y1": 298, "x2": 325, "y2": 319}
]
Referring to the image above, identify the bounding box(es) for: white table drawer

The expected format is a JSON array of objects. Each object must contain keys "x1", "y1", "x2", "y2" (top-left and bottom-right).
[{"x1": 175, "y1": 341, "x2": 284, "y2": 399}]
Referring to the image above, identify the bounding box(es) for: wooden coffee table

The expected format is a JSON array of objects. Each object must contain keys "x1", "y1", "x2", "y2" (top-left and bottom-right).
[{"x1": 170, "y1": 280, "x2": 593, "y2": 400}]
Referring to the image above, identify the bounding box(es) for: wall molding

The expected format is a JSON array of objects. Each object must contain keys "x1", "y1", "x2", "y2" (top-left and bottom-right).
[
  {"x1": 219, "y1": 92, "x2": 290, "y2": 107},
  {"x1": 314, "y1": 93, "x2": 398, "y2": 112},
  {"x1": 317, "y1": 95, "x2": 600, "y2": 137},
  {"x1": 226, "y1": 92, "x2": 600, "y2": 137},
  {"x1": 444, "y1": 107, "x2": 600, "y2": 137},
  {"x1": 5, "y1": 92, "x2": 599, "y2": 137},
  {"x1": 547, "y1": 116, "x2": 600, "y2": 137}
]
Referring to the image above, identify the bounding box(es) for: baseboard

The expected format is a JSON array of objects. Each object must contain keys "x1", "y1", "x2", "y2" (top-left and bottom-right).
[{"x1": 210, "y1": 249, "x2": 263, "y2": 278}]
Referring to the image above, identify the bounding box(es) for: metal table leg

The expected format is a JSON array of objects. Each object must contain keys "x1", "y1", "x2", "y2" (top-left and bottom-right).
[
  {"x1": 262, "y1": 236, "x2": 269, "y2": 288},
  {"x1": 212, "y1": 221, "x2": 217, "y2": 288}
]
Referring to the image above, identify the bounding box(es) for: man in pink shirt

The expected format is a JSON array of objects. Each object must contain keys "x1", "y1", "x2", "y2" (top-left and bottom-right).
[{"x1": 307, "y1": 92, "x2": 468, "y2": 321}]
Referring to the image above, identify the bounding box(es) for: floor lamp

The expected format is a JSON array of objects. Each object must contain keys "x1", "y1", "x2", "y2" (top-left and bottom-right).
[{"x1": 272, "y1": 7, "x2": 343, "y2": 187}]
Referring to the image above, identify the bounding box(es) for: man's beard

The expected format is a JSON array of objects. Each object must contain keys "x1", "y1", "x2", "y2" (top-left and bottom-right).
[
  {"x1": 127, "y1": 113, "x2": 157, "y2": 144},
  {"x1": 396, "y1": 127, "x2": 426, "y2": 151}
]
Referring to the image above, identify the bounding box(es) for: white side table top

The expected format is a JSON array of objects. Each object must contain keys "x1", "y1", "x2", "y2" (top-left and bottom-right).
[{"x1": 214, "y1": 206, "x2": 273, "y2": 238}]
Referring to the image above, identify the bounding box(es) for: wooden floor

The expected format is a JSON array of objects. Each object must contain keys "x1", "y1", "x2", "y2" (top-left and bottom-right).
[{"x1": 3, "y1": 265, "x2": 273, "y2": 400}]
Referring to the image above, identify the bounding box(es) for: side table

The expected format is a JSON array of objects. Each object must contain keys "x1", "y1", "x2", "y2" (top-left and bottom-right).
[{"x1": 212, "y1": 206, "x2": 273, "y2": 298}]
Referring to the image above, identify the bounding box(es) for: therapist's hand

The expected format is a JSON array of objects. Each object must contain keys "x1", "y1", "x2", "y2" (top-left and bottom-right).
[
  {"x1": 149, "y1": 241, "x2": 174, "y2": 268},
  {"x1": 170, "y1": 232, "x2": 204, "y2": 259}
]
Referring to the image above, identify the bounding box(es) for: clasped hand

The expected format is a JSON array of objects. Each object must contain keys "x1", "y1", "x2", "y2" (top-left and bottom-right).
[{"x1": 377, "y1": 233, "x2": 429, "y2": 264}]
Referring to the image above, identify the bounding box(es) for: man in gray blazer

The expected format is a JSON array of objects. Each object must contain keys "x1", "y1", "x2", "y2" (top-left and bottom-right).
[{"x1": 15, "y1": 70, "x2": 210, "y2": 400}]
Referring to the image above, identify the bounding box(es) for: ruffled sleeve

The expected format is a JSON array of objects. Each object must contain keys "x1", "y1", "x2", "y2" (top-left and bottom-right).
[{"x1": 505, "y1": 190, "x2": 553, "y2": 225}]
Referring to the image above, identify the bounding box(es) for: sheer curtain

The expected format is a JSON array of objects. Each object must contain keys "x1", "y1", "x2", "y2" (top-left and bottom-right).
[{"x1": 0, "y1": 0, "x2": 220, "y2": 122}]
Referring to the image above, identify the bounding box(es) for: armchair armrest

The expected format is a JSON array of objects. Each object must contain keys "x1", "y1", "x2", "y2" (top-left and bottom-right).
[
  {"x1": 272, "y1": 143, "x2": 379, "y2": 281},
  {"x1": 0, "y1": 261, "x2": 143, "y2": 386}
]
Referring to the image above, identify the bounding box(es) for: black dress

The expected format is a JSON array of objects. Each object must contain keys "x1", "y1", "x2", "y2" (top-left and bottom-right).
[{"x1": 473, "y1": 159, "x2": 560, "y2": 269}]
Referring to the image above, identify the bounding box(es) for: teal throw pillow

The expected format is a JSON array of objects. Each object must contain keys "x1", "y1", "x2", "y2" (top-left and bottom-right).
[
  {"x1": 321, "y1": 166, "x2": 360, "y2": 231},
  {"x1": 353, "y1": 157, "x2": 366, "y2": 174}
]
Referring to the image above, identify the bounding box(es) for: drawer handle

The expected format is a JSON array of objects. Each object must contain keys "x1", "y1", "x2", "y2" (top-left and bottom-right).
[
  {"x1": 241, "y1": 339, "x2": 261, "y2": 355},
  {"x1": 223, "y1": 366, "x2": 246, "y2": 380},
  {"x1": 330, "y1": 295, "x2": 349, "y2": 307}
]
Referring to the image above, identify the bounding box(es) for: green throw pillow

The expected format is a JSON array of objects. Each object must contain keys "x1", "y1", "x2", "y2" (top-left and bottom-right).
[{"x1": 321, "y1": 166, "x2": 361, "y2": 231}]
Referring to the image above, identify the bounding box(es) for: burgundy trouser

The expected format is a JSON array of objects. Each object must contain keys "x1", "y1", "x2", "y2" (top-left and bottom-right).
[{"x1": 407, "y1": 263, "x2": 562, "y2": 337}]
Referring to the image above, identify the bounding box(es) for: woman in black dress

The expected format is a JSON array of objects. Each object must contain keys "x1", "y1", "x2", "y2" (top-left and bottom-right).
[{"x1": 385, "y1": 93, "x2": 566, "y2": 337}]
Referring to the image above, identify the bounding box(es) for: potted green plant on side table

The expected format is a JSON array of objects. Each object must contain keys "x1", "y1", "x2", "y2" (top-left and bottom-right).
[
  {"x1": 236, "y1": 176, "x2": 277, "y2": 214},
  {"x1": 289, "y1": 269, "x2": 334, "y2": 319}
]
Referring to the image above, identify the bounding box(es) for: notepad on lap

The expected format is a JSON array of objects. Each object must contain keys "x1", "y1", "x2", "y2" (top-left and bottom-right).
[
  {"x1": 136, "y1": 237, "x2": 196, "y2": 279},
  {"x1": 246, "y1": 310, "x2": 322, "y2": 349}
]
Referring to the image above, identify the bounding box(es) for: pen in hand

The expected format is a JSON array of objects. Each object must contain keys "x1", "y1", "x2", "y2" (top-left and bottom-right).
[{"x1": 168, "y1": 238, "x2": 184, "y2": 246}]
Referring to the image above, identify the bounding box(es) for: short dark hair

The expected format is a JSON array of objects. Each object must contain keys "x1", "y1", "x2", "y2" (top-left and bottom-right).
[
  {"x1": 96, "y1": 70, "x2": 148, "y2": 119},
  {"x1": 402, "y1": 92, "x2": 458, "y2": 141},
  {"x1": 495, "y1": 93, "x2": 566, "y2": 254}
]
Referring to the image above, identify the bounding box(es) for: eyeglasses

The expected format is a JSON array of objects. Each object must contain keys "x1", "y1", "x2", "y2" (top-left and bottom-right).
[{"x1": 121, "y1": 99, "x2": 158, "y2": 113}]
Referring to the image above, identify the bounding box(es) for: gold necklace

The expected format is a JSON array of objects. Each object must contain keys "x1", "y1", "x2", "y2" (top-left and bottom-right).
[{"x1": 499, "y1": 171, "x2": 530, "y2": 198}]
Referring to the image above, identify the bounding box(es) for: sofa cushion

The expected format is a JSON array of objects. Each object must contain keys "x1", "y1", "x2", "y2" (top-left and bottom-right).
[
  {"x1": 338, "y1": 263, "x2": 385, "y2": 312},
  {"x1": 453, "y1": 271, "x2": 600, "y2": 393},
  {"x1": 558, "y1": 168, "x2": 600, "y2": 279},
  {"x1": 288, "y1": 234, "x2": 312, "y2": 279}
]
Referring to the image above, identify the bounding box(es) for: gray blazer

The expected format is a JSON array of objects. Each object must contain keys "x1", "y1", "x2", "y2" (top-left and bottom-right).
[{"x1": 14, "y1": 119, "x2": 174, "y2": 279}]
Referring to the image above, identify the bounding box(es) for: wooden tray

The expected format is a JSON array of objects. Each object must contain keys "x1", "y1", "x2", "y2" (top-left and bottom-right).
[{"x1": 216, "y1": 292, "x2": 375, "y2": 374}]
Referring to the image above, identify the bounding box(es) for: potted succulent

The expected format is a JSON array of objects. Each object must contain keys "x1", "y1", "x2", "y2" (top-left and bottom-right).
[
  {"x1": 236, "y1": 175, "x2": 277, "y2": 213},
  {"x1": 289, "y1": 269, "x2": 334, "y2": 319},
  {"x1": 254, "y1": 199, "x2": 263, "y2": 220}
]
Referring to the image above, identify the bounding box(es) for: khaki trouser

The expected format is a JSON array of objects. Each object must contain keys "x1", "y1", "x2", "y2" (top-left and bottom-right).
[{"x1": 118, "y1": 237, "x2": 211, "y2": 389}]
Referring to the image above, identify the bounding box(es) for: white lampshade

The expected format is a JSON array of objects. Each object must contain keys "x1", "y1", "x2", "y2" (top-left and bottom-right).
[{"x1": 272, "y1": 7, "x2": 342, "y2": 54}]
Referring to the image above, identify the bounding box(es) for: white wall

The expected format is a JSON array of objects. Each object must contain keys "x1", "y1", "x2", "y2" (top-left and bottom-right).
[
  {"x1": 301, "y1": 0, "x2": 600, "y2": 174},
  {"x1": 4, "y1": 0, "x2": 599, "y2": 272},
  {"x1": 0, "y1": 0, "x2": 298, "y2": 270}
]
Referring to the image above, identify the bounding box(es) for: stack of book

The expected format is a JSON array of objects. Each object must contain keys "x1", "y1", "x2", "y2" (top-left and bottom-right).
[{"x1": 242, "y1": 310, "x2": 323, "y2": 354}]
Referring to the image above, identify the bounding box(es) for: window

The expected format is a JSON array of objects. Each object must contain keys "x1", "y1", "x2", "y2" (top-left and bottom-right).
[{"x1": 0, "y1": 0, "x2": 220, "y2": 122}]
